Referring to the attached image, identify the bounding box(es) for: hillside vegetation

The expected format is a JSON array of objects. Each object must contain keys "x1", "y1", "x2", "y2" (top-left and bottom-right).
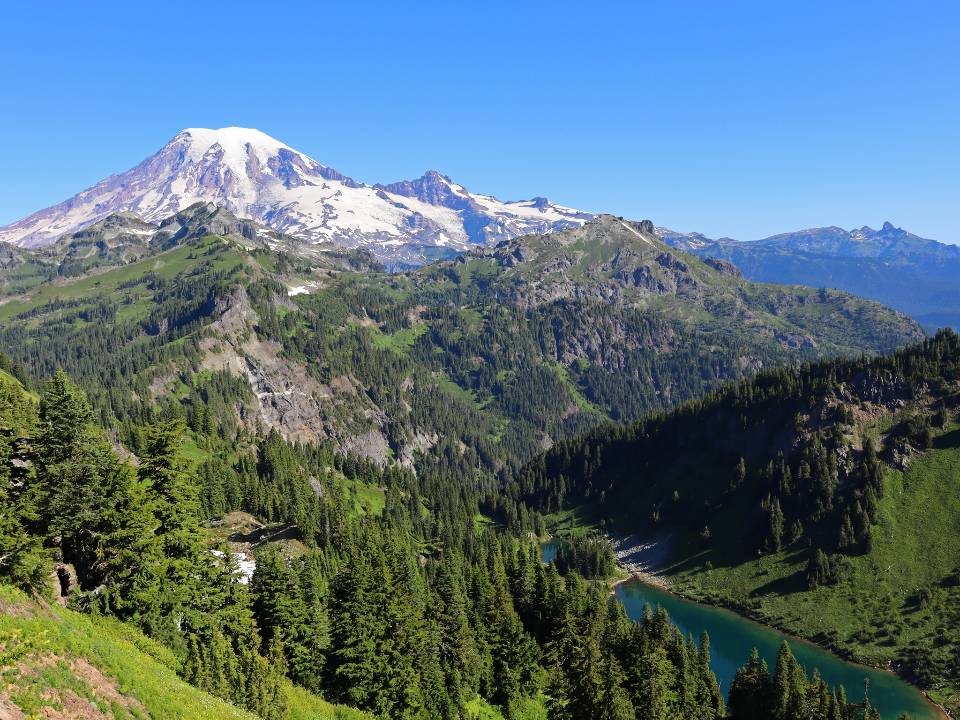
[
  {"x1": 0, "y1": 205, "x2": 932, "y2": 720},
  {"x1": 520, "y1": 331, "x2": 960, "y2": 714},
  {"x1": 0, "y1": 586, "x2": 367, "y2": 719},
  {"x1": 0, "y1": 208, "x2": 923, "y2": 486},
  {"x1": 0, "y1": 367, "x2": 776, "y2": 720}
]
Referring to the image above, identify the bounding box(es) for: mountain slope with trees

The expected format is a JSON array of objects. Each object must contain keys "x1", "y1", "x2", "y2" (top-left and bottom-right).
[
  {"x1": 0, "y1": 364, "x2": 891, "y2": 719},
  {"x1": 0, "y1": 208, "x2": 924, "y2": 479},
  {"x1": 518, "y1": 331, "x2": 960, "y2": 714},
  {"x1": 0, "y1": 206, "x2": 933, "y2": 719}
]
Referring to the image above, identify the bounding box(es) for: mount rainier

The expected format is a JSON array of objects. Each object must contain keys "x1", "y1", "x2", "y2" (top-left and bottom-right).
[{"x1": 0, "y1": 127, "x2": 591, "y2": 265}]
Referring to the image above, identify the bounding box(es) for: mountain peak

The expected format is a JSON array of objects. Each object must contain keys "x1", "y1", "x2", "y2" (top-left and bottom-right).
[
  {"x1": 169, "y1": 127, "x2": 299, "y2": 167},
  {"x1": 176, "y1": 126, "x2": 291, "y2": 149},
  {"x1": 421, "y1": 169, "x2": 452, "y2": 182},
  {"x1": 0, "y1": 129, "x2": 591, "y2": 260}
]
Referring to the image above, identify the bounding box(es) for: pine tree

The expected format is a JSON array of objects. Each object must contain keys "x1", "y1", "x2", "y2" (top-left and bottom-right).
[
  {"x1": 326, "y1": 540, "x2": 430, "y2": 718},
  {"x1": 695, "y1": 631, "x2": 724, "y2": 719},
  {"x1": 729, "y1": 647, "x2": 773, "y2": 719},
  {"x1": 806, "y1": 549, "x2": 831, "y2": 590},
  {"x1": 0, "y1": 380, "x2": 46, "y2": 590},
  {"x1": 430, "y1": 551, "x2": 481, "y2": 709},
  {"x1": 837, "y1": 512, "x2": 856, "y2": 551},
  {"x1": 766, "y1": 497, "x2": 785, "y2": 553},
  {"x1": 137, "y1": 420, "x2": 205, "y2": 646},
  {"x1": 632, "y1": 645, "x2": 678, "y2": 720},
  {"x1": 597, "y1": 650, "x2": 635, "y2": 720}
]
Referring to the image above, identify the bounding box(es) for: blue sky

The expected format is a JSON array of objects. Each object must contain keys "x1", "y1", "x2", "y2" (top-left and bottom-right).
[{"x1": 2, "y1": 1, "x2": 957, "y2": 240}]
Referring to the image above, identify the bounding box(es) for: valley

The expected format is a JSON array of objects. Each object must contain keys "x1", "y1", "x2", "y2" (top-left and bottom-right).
[
  {"x1": 526, "y1": 332, "x2": 960, "y2": 716},
  {"x1": 0, "y1": 204, "x2": 939, "y2": 719},
  {"x1": 3, "y1": 5, "x2": 957, "y2": 718}
]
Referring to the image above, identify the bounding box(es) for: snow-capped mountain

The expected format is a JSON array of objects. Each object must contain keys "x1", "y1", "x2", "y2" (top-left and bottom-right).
[{"x1": 0, "y1": 127, "x2": 591, "y2": 265}]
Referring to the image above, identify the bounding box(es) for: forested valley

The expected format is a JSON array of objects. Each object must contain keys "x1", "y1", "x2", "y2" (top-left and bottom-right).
[
  {"x1": 0, "y1": 210, "x2": 937, "y2": 719},
  {"x1": 519, "y1": 331, "x2": 960, "y2": 716},
  {"x1": 1, "y1": 359, "x2": 899, "y2": 719}
]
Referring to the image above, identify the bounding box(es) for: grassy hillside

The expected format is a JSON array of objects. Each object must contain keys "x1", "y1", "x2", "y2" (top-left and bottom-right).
[
  {"x1": 670, "y1": 419, "x2": 960, "y2": 713},
  {"x1": 0, "y1": 234, "x2": 246, "y2": 323},
  {"x1": 0, "y1": 586, "x2": 369, "y2": 720}
]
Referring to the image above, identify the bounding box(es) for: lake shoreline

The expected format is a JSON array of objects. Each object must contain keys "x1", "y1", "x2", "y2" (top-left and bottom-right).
[
  {"x1": 608, "y1": 541, "x2": 952, "y2": 720},
  {"x1": 610, "y1": 534, "x2": 673, "y2": 591}
]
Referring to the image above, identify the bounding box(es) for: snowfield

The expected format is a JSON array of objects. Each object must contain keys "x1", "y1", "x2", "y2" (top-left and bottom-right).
[{"x1": 0, "y1": 127, "x2": 592, "y2": 264}]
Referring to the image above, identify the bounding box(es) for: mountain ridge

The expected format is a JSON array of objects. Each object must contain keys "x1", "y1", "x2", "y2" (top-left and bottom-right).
[
  {"x1": 661, "y1": 222, "x2": 960, "y2": 330},
  {"x1": 661, "y1": 221, "x2": 958, "y2": 258},
  {"x1": 0, "y1": 208, "x2": 924, "y2": 468}
]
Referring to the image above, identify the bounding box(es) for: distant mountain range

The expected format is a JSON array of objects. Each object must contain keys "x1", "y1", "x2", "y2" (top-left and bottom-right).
[
  {"x1": 1, "y1": 127, "x2": 957, "y2": 328},
  {"x1": 0, "y1": 127, "x2": 590, "y2": 267},
  {"x1": 661, "y1": 222, "x2": 960, "y2": 330}
]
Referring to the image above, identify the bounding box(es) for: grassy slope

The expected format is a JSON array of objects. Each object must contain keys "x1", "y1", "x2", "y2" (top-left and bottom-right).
[
  {"x1": 0, "y1": 368, "x2": 20, "y2": 386},
  {"x1": 0, "y1": 369, "x2": 38, "y2": 402},
  {"x1": 663, "y1": 423, "x2": 960, "y2": 713},
  {"x1": 465, "y1": 694, "x2": 548, "y2": 720},
  {"x1": 0, "y1": 586, "x2": 369, "y2": 720},
  {"x1": 0, "y1": 236, "x2": 244, "y2": 324},
  {"x1": 367, "y1": 322, "x2": 427, "y2": 355}
]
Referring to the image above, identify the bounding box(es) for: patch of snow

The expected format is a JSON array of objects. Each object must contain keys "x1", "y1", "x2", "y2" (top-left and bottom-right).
[{"x1": 211, "y1": 549, "x2": 257, "y2": 584}]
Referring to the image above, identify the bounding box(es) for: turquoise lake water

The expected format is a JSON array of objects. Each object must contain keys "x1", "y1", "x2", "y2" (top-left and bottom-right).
[
  {"x1": 541, "y1": 540, "x2": 939, "y2": 718},
  {"x1": 615, "y1": 579, "x2": 940, "y2": 720}
]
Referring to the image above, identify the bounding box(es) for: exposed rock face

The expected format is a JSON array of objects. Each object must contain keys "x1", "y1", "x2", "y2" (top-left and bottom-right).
[
  {"x1": 703, "y1": 257, "x2": 741, "y2": 277},
  {"x1": 479, "y1": 215, "x2": 707, "y2": 307},
  {"x1": 195, "y1": 284, "x2": 394, "y2": 463},
  {"x1": 153, "y1": 202, "x2": 268, "y2": 246},
  {"x1": 341, "y1": 429, "x2": 392, "y2": 466},
  {"x1": 37, "y1": 212, "x2": 158, "y2": 275}
]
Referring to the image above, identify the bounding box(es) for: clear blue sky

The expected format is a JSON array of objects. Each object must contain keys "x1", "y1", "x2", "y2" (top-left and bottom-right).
[{"x1": 2, "y1": 1, "x2": 958, "y2": 240}]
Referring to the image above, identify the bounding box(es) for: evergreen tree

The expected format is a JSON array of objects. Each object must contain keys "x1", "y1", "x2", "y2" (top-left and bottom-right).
[
  {"x1": 597, "y1": 650, "x2": 635, "y2": 720},
  {"x1": 632, "y1": 645, "x2": 677, "y2": 720},
  {"x1": 729, "y1": 648, "x2": 772, "y2": 719},
  {"x1": 766, "y1": 497, "x2": 785, "y2": 553},
  {"x1": 136, "y1": 420, "x2": 205, "y2": 647},
  {"x1": 0, "y1": 380, "x2": 46, "y2": 590}
]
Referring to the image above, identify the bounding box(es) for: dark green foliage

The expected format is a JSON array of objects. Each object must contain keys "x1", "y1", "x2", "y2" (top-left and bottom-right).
[
  {"x1": 0, "y1": 362, "x2": 895, "y2": 719},
  {"x1": 550, "y1": 533, "x2": 616, "y2": 579},
  {"x1": 729, "y1": 641, "x2": 876, "y2": 720},
  {"x1": 324, "y1": 530, "x2": 436, "y2": 717},
  {"x1": 0, "y1": 377, "x2": 46, "y2": 590},
  {"x1": 0, "y1": 374, "x2": 287, "y2": 719},
  {"x1": 520, "y1": 331, "x2": 960, "y2": 561}
]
